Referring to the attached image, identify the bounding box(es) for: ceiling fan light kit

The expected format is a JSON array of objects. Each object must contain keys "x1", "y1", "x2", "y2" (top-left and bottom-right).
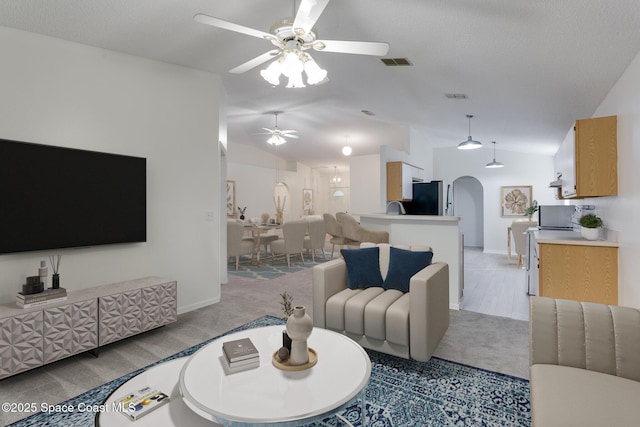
[
  {"x1": 195, "y1": 0, "x2": 389, "y2": 88},
  {"x1": 457, "y1": 114, "x2": 483, "y2": 150},
  {"x1": 485, "y1": 141, "x2": 505, "y2": 168}
]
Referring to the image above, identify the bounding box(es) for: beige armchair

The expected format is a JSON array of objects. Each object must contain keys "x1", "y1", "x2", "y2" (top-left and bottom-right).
[
  {"x1": 227, "y1": 219, "x2": 255, "y2": 270},
  {"x1": 509, "y1": 220, "x2": 537, "y2": 267},
  {"x1": 303, "y1": 217, "x2": 326, "y2": 262},
  {"x1": 323, "y1": 213, "x2": 356, "y2": 259},
  {"x1": 270, "y1": 219, "x2": 307, "y2": 267},
  {"x1": 529, "y1": 296, "x2": 640, "y2": 426},
  {"x1": 312, "y1": 243, "x2": 449, "y2": 362},
  {"x1": 336, "y1": 212, "x2": 389, "y2": 244}
]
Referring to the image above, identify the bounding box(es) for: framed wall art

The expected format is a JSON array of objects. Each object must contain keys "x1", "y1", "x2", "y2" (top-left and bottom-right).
[
  {"x1": 302, "y1": 189, "x2": 313, "y2": 213},
  {"x1": 500, "y1": 185, "x2": 532, "y2": 217},
  {"x1": 226, "y1": 180, "x2": 236, "y2": 217}
]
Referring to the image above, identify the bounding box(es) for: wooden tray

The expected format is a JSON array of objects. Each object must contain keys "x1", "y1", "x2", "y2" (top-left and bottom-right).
[{"x1": 272, "y1": 348, "x2": 318, "y2": 371}]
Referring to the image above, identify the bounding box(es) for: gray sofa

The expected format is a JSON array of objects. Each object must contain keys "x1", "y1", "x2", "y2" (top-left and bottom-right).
[
  {"x1": 312, "y1": 243, "x2": 449, "y2": 362},
  {"x1": 529, "y1": 296, "x2": 640, "y2": 427}
]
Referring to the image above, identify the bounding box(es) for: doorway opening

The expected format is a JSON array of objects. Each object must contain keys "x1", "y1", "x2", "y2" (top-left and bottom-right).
[{"x1": 452, "y1": 176, "x2": 484, "y2": 248}]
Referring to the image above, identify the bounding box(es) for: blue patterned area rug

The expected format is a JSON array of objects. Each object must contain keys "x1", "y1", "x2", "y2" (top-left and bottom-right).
[
  {"x1": 9, "y1": 316, "x2": 530, "y2": 427},
  {"x1": 228, "y1": 252, "x2": 332, "y2": 280}
]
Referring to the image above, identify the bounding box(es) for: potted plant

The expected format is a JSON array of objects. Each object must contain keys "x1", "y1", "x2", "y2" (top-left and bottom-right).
[
  {"x1": 579, "y1": 213, "x2": 603, "y2": 240},
  {"x1": 524, "y1": 200, "x2": 538, "y2": 221}
]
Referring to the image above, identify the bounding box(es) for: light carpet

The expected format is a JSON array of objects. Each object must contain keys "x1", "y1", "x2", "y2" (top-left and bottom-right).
[{"x1": 9, "y1": 316, "x2": 531, "y2": 427}]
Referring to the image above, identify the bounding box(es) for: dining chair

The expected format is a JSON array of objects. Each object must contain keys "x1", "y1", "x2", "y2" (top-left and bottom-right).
[
  {"x1": 510, "y1": 220, "x2": 537, "y2": 268},
  {"x1": 323, "y1": 213, "x2": 356, "y2": 260},
  {"x1": 227, "y1": 220, "x2": 255, "y2": 270},
  {"x1": 270, "y1": 219, "x2": 307, "y2": 267},
  {"x1": 303, "y1": 217, "x2": 326, "y2": 262}
]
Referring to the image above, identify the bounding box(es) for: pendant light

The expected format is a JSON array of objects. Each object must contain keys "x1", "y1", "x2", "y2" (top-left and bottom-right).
[
  {"x1": 342, "y1": 136, "x2": 352, "y2": 156},
  {"x1": 485, "y1": 141, "x2": 505, "y2": 168},
  {"x1": 330, "y1": 166, "x2": 342, "y2": 184},
  {"x1": 457, "y1": 114, "x2": 482, "y2": 150}
]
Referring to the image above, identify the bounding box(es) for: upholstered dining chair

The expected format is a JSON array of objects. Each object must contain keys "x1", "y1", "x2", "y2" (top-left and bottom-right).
[
  {"x1": 227, "y1": 219, "x2": 255, "y2": 270},
  {"x1": 270, "y1": 219, "x2": 308, "y2": 267},
  {"x1": 510, "y1": 220, "x2": 537, "y2": 268},
  {"x1": 303, "y1": 217, "x2": 326, "y2": 262},
  {"x1": 323, "y1": 213, "x2": 355, "y2": 260},
  {"x1": 336, "y1": 212, "x2": 389, "y2": 244}
]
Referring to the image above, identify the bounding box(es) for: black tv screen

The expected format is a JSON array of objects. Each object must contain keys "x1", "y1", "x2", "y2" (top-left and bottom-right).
[{"x1": 0, "y1": 139, "x2": 146, "y2": 254}]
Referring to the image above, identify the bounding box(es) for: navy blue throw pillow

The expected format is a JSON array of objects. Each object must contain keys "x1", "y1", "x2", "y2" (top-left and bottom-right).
[
  {"x1": 340, "y1": 247, "x2": 384, "y2": 289},
  {"x1": 383, "y1": 247, "x2": 434, "y2": 292}
]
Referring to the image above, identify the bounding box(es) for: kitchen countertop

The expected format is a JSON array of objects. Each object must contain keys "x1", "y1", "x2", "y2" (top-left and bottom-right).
[
  {"x1": 533, "y1": 229, "x2": 619, "y2": 247},
  {"x1": 357, "y1": 213, "x2": 461, "y2": 222}
]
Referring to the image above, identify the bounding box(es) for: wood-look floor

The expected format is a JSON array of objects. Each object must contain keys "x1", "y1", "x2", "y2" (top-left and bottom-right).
[{"x1": 461, "y1": 247, "x2": 530, "y2": 321}]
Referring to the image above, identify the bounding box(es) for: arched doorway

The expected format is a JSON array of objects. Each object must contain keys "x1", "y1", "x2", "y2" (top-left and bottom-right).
[{"x1": 452, "y1": 176, "x2": 484, "y2": 248}]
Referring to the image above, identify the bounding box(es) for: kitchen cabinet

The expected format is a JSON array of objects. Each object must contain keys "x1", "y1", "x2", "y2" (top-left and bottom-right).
[
  {"x1": 386, "y1": 161, "x2": 424, "y2": 201},
  {"x1": 557, "y1": 115, "x2": 617, "y2": 198},
  {"x1": 538, "y1": 243, "x2": 618, "y2": 305}
]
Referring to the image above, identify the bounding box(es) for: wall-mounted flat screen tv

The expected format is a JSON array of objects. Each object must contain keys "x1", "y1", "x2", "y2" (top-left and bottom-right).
[{"x1": 0, "y1": 139, "x2": 146, "y2": 254}]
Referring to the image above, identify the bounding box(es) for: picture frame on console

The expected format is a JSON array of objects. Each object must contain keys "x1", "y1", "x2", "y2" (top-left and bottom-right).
[
  {"x1": 226, "y1": 180, "x2": 236, "y2": 217},
  {"x1": 303, "y1": 189, "x2": 313, "y2": 213}
]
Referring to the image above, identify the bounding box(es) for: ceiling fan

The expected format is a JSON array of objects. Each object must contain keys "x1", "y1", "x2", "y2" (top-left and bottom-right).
[
  {"x1": 257, "y1": 112, "x2": 299, "y2": 146},
  {"x1": 194, "y1": 0, "x2": 390, "y2": 88}
]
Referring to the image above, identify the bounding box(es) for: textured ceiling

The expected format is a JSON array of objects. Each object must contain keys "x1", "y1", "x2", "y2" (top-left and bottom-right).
[{"x1": 1, "y1": 0, "x2": 639, "y2": 170}]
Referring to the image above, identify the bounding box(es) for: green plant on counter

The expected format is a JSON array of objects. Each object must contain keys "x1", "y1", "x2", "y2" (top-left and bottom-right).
[
  {"x1": 579, "y1": 213, "x2": 603, "y2": 228},
  {"x1": 523, "y1": 200, "x2": 538, "y2": 218}
]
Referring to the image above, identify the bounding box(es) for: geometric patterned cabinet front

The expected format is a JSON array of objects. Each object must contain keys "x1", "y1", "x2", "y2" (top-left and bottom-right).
[
  {"x1": 43, "y1": 299, "x2": 98, "y2": 364},
  {"x1": 98, "y1": 289, "x2": 143, "y2": 346},
  {"x1": 142, "y1": 281, "x2": 177, "y2": 331},
  {"x1": 0, "y1": 311, "x2": 43, "y2": 379}
]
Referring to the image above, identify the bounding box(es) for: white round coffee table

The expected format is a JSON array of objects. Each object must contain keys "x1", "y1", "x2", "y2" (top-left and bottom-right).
[{"x1": 179, "y1": 325, "x2": 371, "y2": 426}]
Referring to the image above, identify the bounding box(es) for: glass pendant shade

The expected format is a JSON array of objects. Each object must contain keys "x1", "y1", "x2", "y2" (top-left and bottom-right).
[
  {"x1": 342, "y1": 145, "x2": 352, "y2": 156},
  {"x1": 260, "y1": 49, "x2": 327, "y2": 88},
  {"x1": 267, "y1": 134, "x2": 287, "y2": 146}
]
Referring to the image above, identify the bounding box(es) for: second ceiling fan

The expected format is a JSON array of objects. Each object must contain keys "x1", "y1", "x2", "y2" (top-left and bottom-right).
[{"x1": 195, "y1": 0, "x2": 390, "y2": 88}]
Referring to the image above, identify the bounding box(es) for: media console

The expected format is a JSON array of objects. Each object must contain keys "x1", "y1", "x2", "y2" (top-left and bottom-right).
[{"x1": 0, "y1": 276, "x2": 177, "y2": 379}]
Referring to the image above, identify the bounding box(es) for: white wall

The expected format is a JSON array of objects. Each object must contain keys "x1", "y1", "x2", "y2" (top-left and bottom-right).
[
  {"x1": 433, "y1": 147, "x2": 557, "y2": 253},
  {"x1": 350, "y1": 154, "x2": 380, "y2": 215},
  {"x1": 0, "y1": 27, "x2": 223, "y2": 312},
  {"x1": 584, "y1": 48, "x2": 640, "y2": 308}
]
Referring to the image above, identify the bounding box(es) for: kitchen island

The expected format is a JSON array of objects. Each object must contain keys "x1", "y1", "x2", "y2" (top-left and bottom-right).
[{"x1": 358, "y1": 214, "x2": 463, "y2": 309}]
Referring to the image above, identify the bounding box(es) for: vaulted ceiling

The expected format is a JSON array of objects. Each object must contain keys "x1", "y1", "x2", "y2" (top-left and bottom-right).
[{"x1": 2, "y1": 0, "x2": 640, "y2": 169}]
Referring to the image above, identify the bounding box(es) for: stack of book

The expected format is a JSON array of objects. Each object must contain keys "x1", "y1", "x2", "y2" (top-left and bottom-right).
[
  {"x1": 16, "y1": 287, "x2": 67, "y2": 308},
  {"x1": 222, "y1": 337, "x2": 260, "y2": 374},
  {"x1": 116, "y1": 386, "x2": 170, "y2": 421}
]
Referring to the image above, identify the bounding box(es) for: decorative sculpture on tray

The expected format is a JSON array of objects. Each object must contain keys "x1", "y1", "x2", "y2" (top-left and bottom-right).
[{"x1": 286, "y1": 306, "x2": 313, "y2": 365}]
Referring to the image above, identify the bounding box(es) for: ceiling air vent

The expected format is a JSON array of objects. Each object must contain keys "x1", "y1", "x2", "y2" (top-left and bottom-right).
[
  {"x1": 381, "y1": 58, "x2": 412, "y2": 66},
  {"x1": 445, "y1": 93, "x2": 468, "y2": 99}
]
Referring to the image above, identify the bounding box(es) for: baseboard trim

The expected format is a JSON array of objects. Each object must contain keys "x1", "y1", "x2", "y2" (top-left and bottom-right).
[
  {"x1": 483, "y1": 249, "x2": 508, "y2": 255},
  {"x1": 178, "y1": 296, "x2": 220, "y2": 315}
]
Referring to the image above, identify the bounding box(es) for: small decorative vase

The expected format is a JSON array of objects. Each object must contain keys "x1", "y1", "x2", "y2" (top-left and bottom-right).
[
  {"x1": 286, "y1": 306, "x2": 313, "y2": 365},
  {"x1": 581, "y1": 226, "x2": 600, "y2": 240},
  {"x1": 239, "y1": 214, "x2": 245, "y2": 220},
  {"x1": 52, "y1": 273, "x2": 60, "y2": 289}
]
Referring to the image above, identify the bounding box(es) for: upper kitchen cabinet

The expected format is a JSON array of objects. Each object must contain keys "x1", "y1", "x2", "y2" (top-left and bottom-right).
[
  {"x1": 557, "y1": 115, "x2": 617, "y2": 199},
  {"x1": 386, "y1": 161, "x2": 424, "y2": 201}
]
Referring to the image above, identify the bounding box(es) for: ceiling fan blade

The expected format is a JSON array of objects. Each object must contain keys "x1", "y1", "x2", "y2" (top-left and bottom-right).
[
  {"x1": 280, "y1": 129, "x2": 298, "y2": 134},
  {"x1": 292, "y1": 0, "x2": 330, "y2": 36},
  {"x1": 229, "y1": 50, "x2": 280, "y2": 74},
  {"x1": 194, "y1": 14, "x2": 272, "y2": 40},
  {"x1": 313, "y1": 39, "x2": 389, "y2": 56},
  {"x1": 261, "y1": 128, "x2": 275, "y2": 132},
  {"x1": 285, "y1": 134, "x2": 300, "y2": 139}
]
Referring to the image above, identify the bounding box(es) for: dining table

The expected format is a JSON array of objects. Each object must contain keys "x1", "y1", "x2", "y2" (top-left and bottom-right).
[{"x1": 244, "y1": 223, "x2": 282, "y2": 264}]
